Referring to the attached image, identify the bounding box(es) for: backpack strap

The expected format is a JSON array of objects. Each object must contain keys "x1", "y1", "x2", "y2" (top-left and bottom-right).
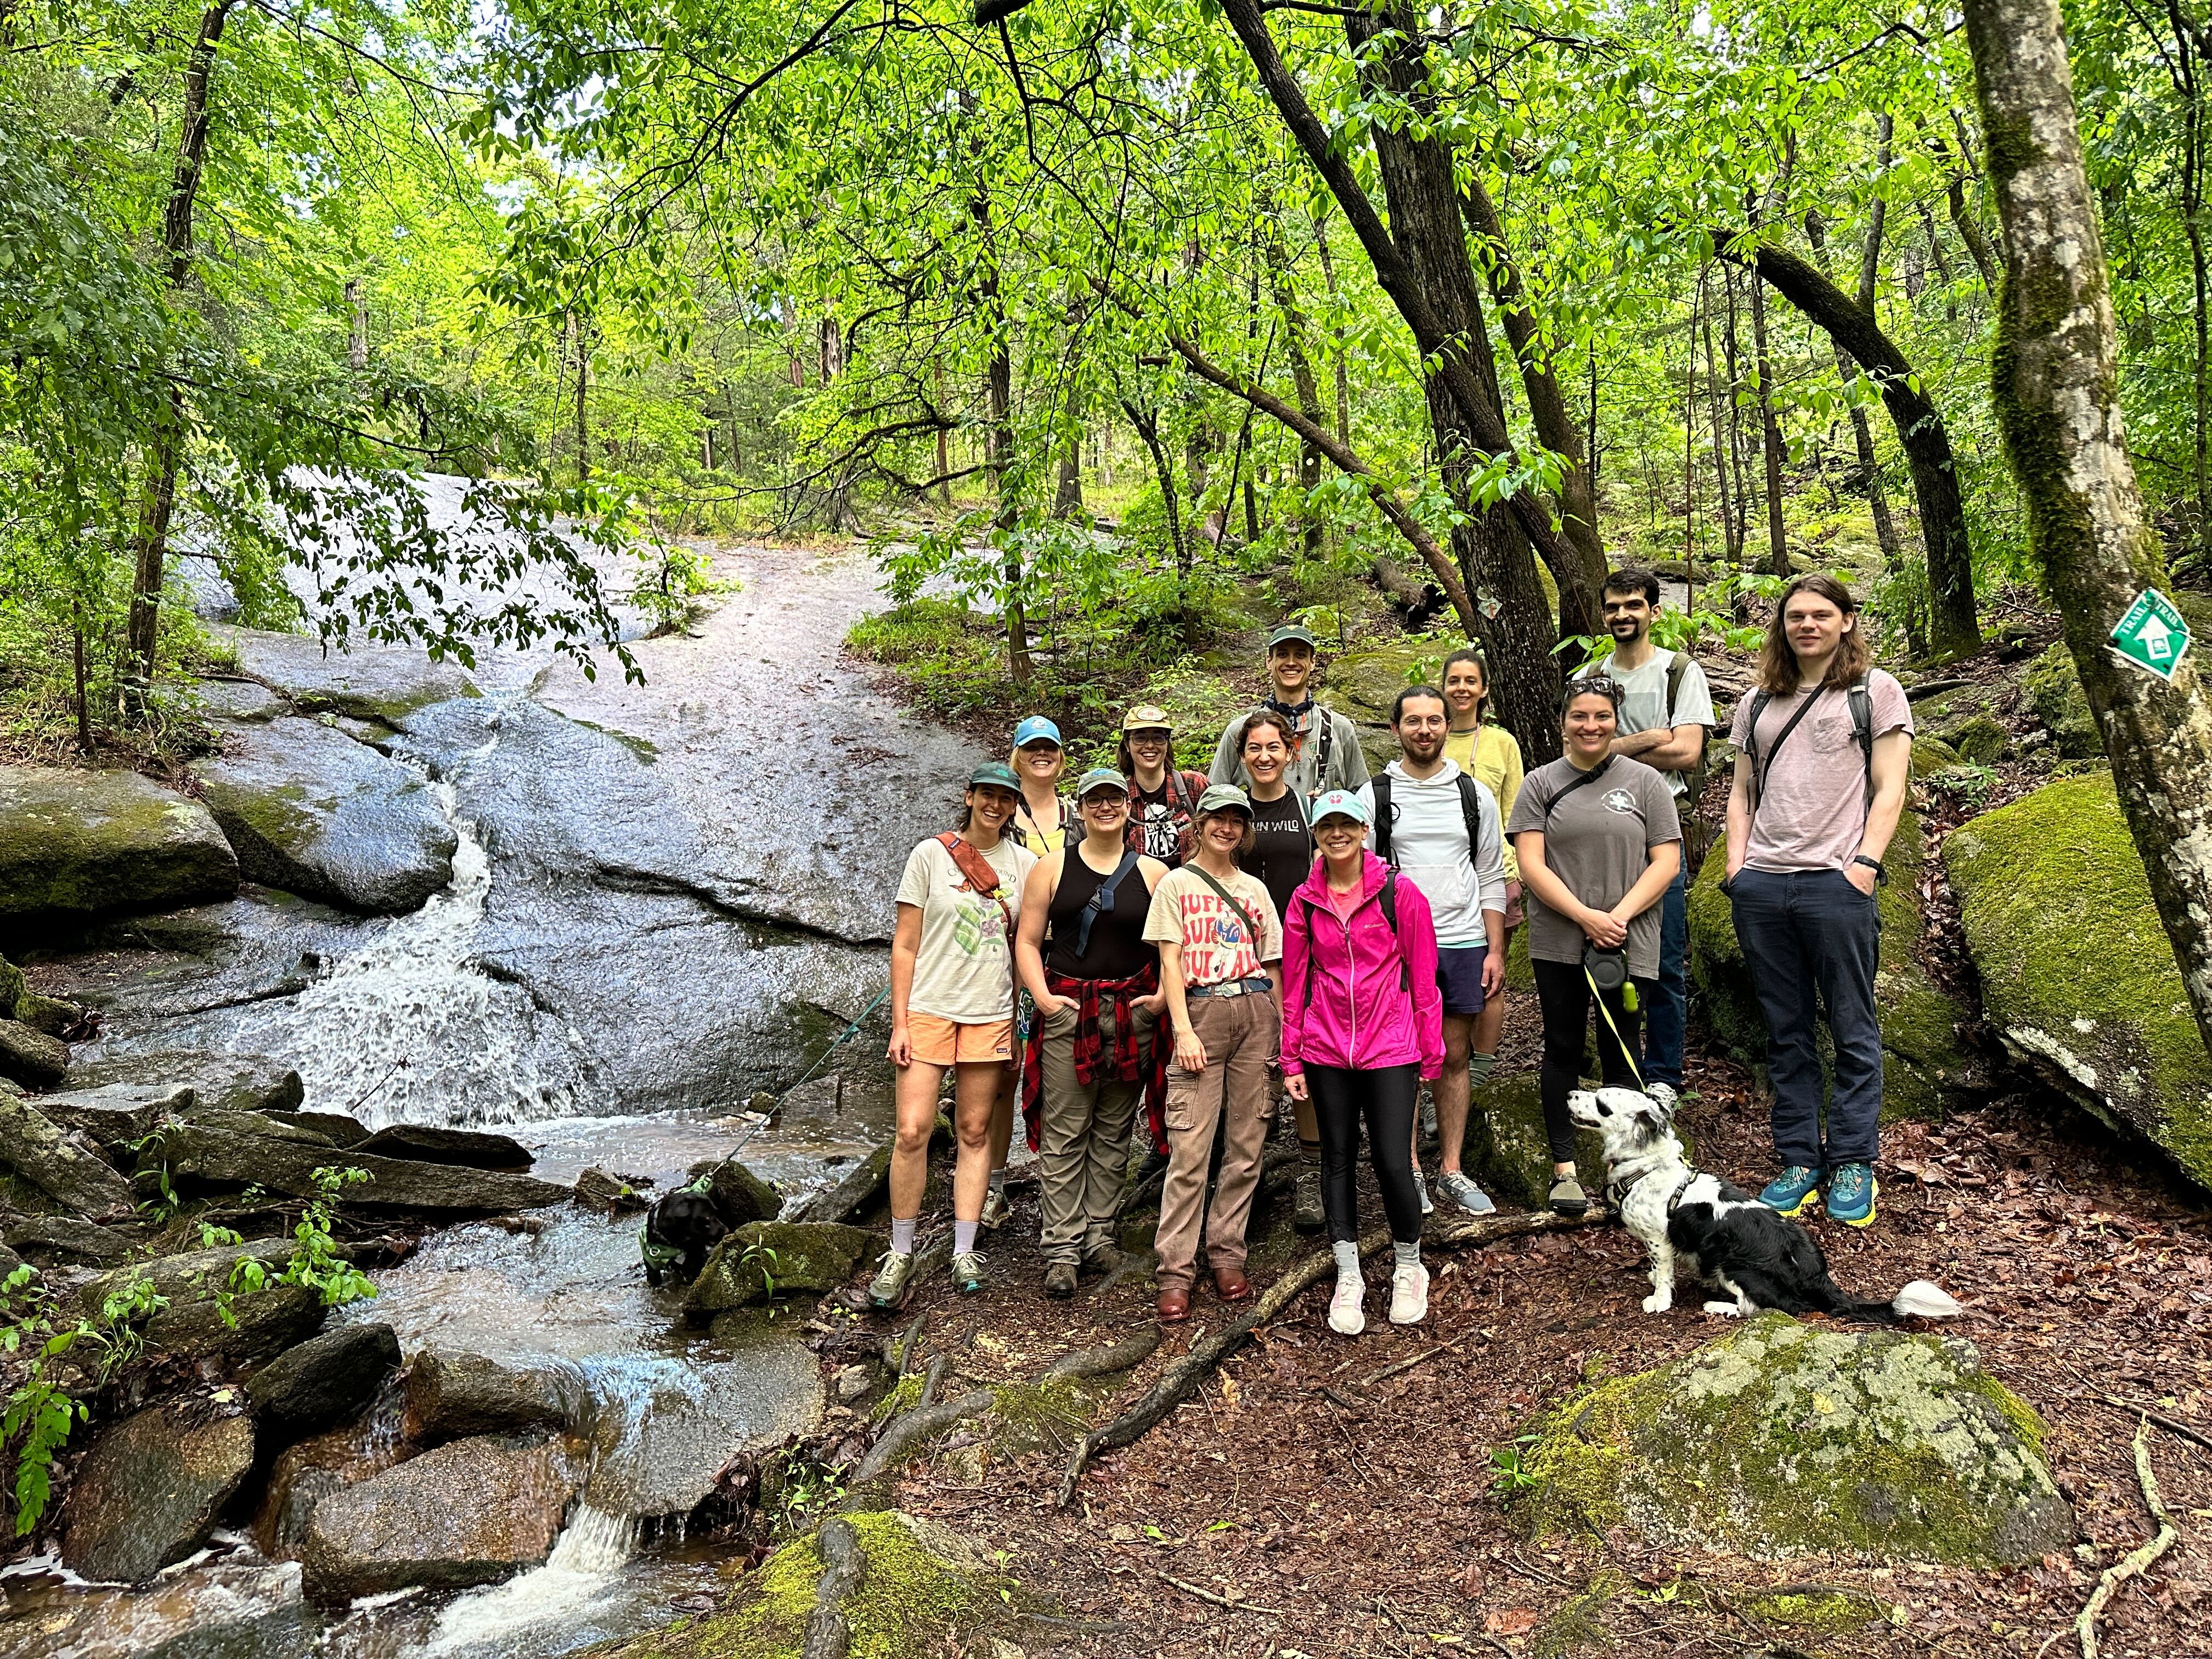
[
  {"x1": 936, "y1": 832, "x2": 1018, "y2": 1048},
  {"x1": 1848, "y1": 676, "x2": 1875, "y2": 815},
  {"x1": 1746, "y1": 690, "x2": 1825, "y2": 813},
  {"x1": 1301, "y1": 874, "x2": 1410, "y2": 1008},
  {"x1": 1372, "y1": 774, "x2": 1395, "y2": 865},
  {"x1": 1312, "y1": 709, "x2": 1335, "y2": 799},
  {"x1": 1072, "y1": 850, "x2": 1142, "y2": 960},
  {"x1": 1453, "y1": 770, "x2": 1487, "y2": 866},
  {"x1": 1538, "y1": 756, "x2": 1613, "y2": 826},
  {"x1": 1664, "y1": 650, "x2": 1688, "y2": 723}
]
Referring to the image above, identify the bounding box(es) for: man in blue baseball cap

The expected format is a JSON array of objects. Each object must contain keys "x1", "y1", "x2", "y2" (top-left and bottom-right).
[{"x1": 1209, "y1": 623, "x2": 1369, "y2": 804}]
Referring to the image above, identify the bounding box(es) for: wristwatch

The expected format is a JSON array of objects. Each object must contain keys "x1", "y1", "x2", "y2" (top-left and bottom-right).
[{"x1": 1852, "y1": 855, "x2": 1887, "y2": 885}]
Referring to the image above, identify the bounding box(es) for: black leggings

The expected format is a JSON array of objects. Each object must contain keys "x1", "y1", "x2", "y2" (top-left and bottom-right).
[
  {"x1": 1532, "y1": 957, "x2": 1653, "y2": 1163},
  {"x1": 1304, "y1": 1063, "x2": 1423, "y2": 1246}
]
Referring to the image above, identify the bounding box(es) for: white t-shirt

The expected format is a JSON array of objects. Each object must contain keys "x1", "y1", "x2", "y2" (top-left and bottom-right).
[
  {"x1": 1355, "y1": 761, "x2": 1506, "y2": 948},
  {"x1": 1577, "y1": 650, "x2": 1716, "y2": 799},
  {"x1": 894, "y1": 835, "x2": 1037, "y2": 1023}
]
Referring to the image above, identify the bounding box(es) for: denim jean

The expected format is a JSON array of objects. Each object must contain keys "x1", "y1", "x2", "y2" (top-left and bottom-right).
[
  {"x1": 1646, "y1": 862, "x2": 1690, "y2": 1089},
  {"x1": 1725, "y1": 866, "x2": 1883, "y2": 1168}
]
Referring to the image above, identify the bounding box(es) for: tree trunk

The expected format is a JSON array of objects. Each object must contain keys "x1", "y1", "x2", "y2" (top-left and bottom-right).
[
  {"x1": 1747, "y1": 264, "x2": 1792, "y2": 575},
  {"x1": 1963, "y1": 0, "x2": 2212, "y2": 1089},
  {"x1": 1263, "y1": 221, "x2": 1329, "y2": 559},
  {"x1": 1459, "y1": 178, "x2": 1608, "y2": 601},
  {"x1": 934, "y1": 361, "x2": 952, "y2": 507},
  {"x1": 1700, "y1": 276, "x2": 1740, "y2": 567},
  {"x1": 1124, "y1": 399, "x2": 1189, "y2": 588},
  {"x1": 572, "y1": 308, "x2": 590, "y2": 481},
  {"x1": 1805, "y1": 211, "x2": 1906, "y2": 570},
  {"x1": 970, "y1": 179, "x2": 1030, "y2": 682},
  {"x1": 346, "y1": 276, "x2": 368, "y2": 371},
  {"x1": 127, "y1": 0, "x2": 233, "y2": 687},
  {"x1": 1314, "y1": 221, "x2": 1351, "y2": 448},
  {"x1": 1718, "y1": 234, "x2": 1983, "y2": 657}
]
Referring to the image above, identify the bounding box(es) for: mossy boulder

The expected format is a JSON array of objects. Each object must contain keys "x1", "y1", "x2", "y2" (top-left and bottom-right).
[
  {"x1": 1686, "y1": 821, "x2": 1983, "y2": 1120},
  {"x1": 1462, "y1": 1071, "x2": 1694, "y2": 1209},
  {"x1": 1518, "y1": 1313, "x2": 2070, "y2": 1564},
  {"x1": 194, "y1": 716, "x2": 458, "y2": 914},
  {"x1": 1947, "y1": 714, "x2": 2007, "y2": 765},
  {"x1": 685, "y1": 1220, "x2": 870, "y2": 1313},
  {"x1": 1909, "y1": 737, "x2": 1960, "y2": 779},
  {"x1": 214, "y1": 625, "x2": 480, "y2": 725},
  {"x1": 0, "y1": 765, "x2": 238, "y2": 925},
  {"x1": 1943, "y1": 774, "x2": 2212, "y2": 1189},
  {"x1": 1318, "y1": 636, "x2": 1436, "y2": 774},
  {"x1": 584, "y1": 1510, "x2": 1019, "y2": 1659}
]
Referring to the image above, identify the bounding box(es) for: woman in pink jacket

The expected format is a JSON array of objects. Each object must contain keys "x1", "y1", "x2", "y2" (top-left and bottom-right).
[{"x1": 1280, "y1": 789, "x2": 1445, "y2": 1336}]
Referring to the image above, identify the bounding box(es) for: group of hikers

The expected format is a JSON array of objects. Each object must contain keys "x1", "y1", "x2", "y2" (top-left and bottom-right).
[{"x1": 880, "y1": 567, "x2": 1914, "y2": 1334}]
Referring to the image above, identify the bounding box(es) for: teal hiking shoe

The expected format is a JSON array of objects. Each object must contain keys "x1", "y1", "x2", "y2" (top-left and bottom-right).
[
  {"x1": 1825, "y1": 1163, "x2": 1878, "y2": 1227},
  {"x1": 1758, "y1": 1165, "x2": 1823, "y2": 1217}
]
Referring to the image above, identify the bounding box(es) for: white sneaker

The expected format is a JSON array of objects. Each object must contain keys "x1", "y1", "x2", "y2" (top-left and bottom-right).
[
  {"x1": 1328, "y1": 1271, "x2": 1366, "y2": 1336},
  {"x1": 1389, "y1": 1260, "x2": 1430, "y2": 1325}
]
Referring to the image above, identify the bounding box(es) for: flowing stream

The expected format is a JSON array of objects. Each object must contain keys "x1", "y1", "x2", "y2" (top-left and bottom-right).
[{"x1": 7, "y1": 536, "x2": 969, "y2": 1657}]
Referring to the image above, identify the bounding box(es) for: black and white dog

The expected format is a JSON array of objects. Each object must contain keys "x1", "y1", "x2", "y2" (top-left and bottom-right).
[{"x1": 1567, "y1": 1086, "x2": 1963, "y2": 1322}]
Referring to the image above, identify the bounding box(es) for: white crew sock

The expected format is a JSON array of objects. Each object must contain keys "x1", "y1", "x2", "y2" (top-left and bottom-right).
[
  {"x1": 954, "y1": 1220, "x2": 979, "y2": 1256},
  {"x1": 1393, "y1": 1239, "x2": 1423, "y2": 1270},
  {"x1": 1333, "y1": 1240, "x2": 1362, "y2": 1278},
  {"x1": 889, "y1": 1217, "x2": 917, "y2": 1256}
]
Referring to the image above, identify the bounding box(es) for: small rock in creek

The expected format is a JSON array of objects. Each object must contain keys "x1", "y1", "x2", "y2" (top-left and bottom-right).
[
  {"x1": 61, "y1": 1401, "x2": 256, "y2": 1584},
  {"x1": 404, "y1": 1347, "x2": 573, "y2": 1443},
  {"x1": 248, "y1": 1322, "x2": 403, "y2": 1443}
]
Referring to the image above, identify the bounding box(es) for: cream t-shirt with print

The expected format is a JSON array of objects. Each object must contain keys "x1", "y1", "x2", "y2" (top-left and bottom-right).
[
  {"x1": 894, "y1": 835, "x2": 1037, "y2": 1023},
  {"x1": 1142, "y1": 866, "x2": 1283, "y2": 987}
]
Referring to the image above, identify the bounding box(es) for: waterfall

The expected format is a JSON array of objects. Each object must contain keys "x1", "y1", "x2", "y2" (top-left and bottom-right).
[
  {"x1": 420, "y1": 1506, "x2": 641, "y2": 1655},
  {"x1": 227, "y1": 714, "x2": 591, "y2": 1130}
]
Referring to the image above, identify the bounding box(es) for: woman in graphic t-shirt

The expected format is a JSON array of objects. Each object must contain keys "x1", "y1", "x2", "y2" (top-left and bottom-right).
[
  {"x1": 1118, "y1": 704, "x2": 1211, "y2": 867},
  {"x1": 877, "y1": 760, "x2": 1037, "y2": 1308},
  {"x1": 1503, "y1": 678, "x2": 1680, "y2": 1220}
]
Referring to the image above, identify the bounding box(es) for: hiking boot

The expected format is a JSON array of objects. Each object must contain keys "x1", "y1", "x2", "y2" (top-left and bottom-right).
[
  {"x1": 979, "y1": 1186, "x2": 1010, "y2": 1230},
  {"x1": 1758, "y1": 1165, "x2": 1824, "y2": 1218},
  {"x1": 1434, "y1": 1170, "x2": 1496, "y2": 1216},
  {"x1": 1293, "y1": 1165, "x2": 1325, "y2": 1233},
  {"x1": 951, "y1": 1251, "x2": 987, "y2": 1295},
  {"x1": 1419, "y1": 1094, "x2": 1440, "y2": 1146},
  {"x1": 1080, "y1": 1242, "x2": 1126, "y2": 1278},
  {"x1": 1328, "y1": 1271, "x2": 1366, "y2": 1336},
  {"x1": 1644, "y1": 1081, "x2": 1680, "y2": 1115},
  {"x1": 1043, "y1": 1261, "x2": 1079, "y2": 1299},
  {"x1": 1548, "y1": 1173, "x2": 1590, "y2": 1218},
  {"x1": 1826, "y1": 1163, "x2": 1878, "y2": 1228},
  {"x1": 867, "y1": 1250, "x2": 915, "y2": 1310},
  {"x1": 1388, "y1": 1260, "x2": 1430, "y2": 1325},
  {"x1": 1413, "y1": 1169, "x2": 1434, "y2": 1216}
]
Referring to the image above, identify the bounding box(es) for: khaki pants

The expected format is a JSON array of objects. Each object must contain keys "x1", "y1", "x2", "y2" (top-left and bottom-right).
[
  {"x1": 1156, "y1": 991, "x2": 1277, "y2": 1290},
  {"x1": 1037, "y1": 998, "x2": 1153, "y2": 1265}
]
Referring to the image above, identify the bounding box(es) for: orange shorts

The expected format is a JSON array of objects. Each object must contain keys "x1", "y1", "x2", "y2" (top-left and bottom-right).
[{"x1": 906, "y1": 1014, "x2": 1014, "y2": 1067}]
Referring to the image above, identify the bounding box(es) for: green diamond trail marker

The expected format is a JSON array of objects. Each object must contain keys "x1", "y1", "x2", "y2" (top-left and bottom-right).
[{"x1": 2111, "y1": 588, "x2": 2193, "y2": 680}]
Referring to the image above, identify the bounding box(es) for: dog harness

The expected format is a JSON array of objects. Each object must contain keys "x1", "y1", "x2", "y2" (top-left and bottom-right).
[{"x1": 1605, "y1": 1163, "x2": 1698, "y2": 1216}]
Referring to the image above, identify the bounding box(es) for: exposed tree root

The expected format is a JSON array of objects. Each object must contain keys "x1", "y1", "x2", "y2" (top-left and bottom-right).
[
  {"x1": 1056, "y1": 1209, "x2": 1594, "y2": 1506},
  {"x1": 2078, "y1": 1418, "x2": 2181, "y2": 1659},
  {"x1": 1047, "y1": 1326, "x2": 1163, "y2": 1380},
  {"x1": 846, "y1": 1385, "x2": 993, "y2": 1502}
]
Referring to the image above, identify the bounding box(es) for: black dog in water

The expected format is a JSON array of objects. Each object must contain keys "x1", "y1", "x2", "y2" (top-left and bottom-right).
[{"x1": 640, "y1": 1187, "x2": 730, "y2": 1286}]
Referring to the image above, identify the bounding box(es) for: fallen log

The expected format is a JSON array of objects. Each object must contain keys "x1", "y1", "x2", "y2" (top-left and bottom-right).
[{"x1": 1056, "y1": 1208, "x2": 1595, "y2": 1507}]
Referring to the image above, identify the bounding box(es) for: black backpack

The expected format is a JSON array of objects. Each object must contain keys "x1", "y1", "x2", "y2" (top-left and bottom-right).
[{"x1": 1295, "y1": 868, "x2": 1409, "y2": 1009}]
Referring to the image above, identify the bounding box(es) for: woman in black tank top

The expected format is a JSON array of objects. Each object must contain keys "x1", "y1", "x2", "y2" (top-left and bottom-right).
[{"x1": 1014, "y1": 770, "x2": 1171, "y2": 1299}]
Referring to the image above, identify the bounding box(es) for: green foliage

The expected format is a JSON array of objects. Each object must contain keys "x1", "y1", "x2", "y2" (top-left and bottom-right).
[
  {"x1": 0, "y1": 1264, "x2": 165, "y2": 1535},
  {"x1": 279, "y1": 1168, "x2": 379, "y2": 1310}
]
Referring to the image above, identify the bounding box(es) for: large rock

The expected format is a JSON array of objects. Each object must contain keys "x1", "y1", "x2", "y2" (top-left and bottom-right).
[
  {"x1": 298, "y1": 1432, "x2": 582, "y2": 1599},
  {"x1": 4, "y1": 1211, "x2": 136, "y2": 1267},
  {"x1": 353, "y1": 1124, "x2": 532, "y2": 1169},
  {"x1": 216, "y1": 625, "x2": 481, "y2": 725},
  {"x1": 403, "y1": 1347, "x2": 573, "y2": 1443},
  {"x1": 685, "y1": 1154, "x2": 782, "y2": 1224},
  {"x1": 1520, "y1": 1313, "x2": 2071, "y2": 1564},
  {"x1": 0, "y1": 1019, "x2": 69, "y2": 1089},
  {"x1": 1462, "y1": 1073, "x2": 1607, "y2": 1211},
  {"x1": 61, "y1": 1402, "x2": 256, "y2": 1583},
  {"x1": 1945, "y1": 774, "x2": 2212, "y2": 1189},
  {"x1": 0, "y1": 765, "x2": 238, "y2": 924},
  {"x1": 1686, "y1": 820, "x2": 1986, "y2": 1119},
  {"x1": 80, "y1": 1238, "x2": 326, "y2": 1363},
  {"x1": 31, "y1": 1081, "x2": 197, "y2": 1149},
  {"x1": 139, "y1": 1122, "x2": 570, "y2": 1213},
  {"x1": 248, "y1": 1322, "x2": 403, "y2": 1442},
  {"x1": 685, "y1": 1221, "x2": 871, "y2": 1313},
  {"x1": 0, "y1": 1092, "x2": 135, "y2": 1217},
  {"x1": 195, "y1": 716, "x2": 458, "y2": 914},
  {"x1": 66, "y1": 1051, "x2": 304, "y2": 1115}
]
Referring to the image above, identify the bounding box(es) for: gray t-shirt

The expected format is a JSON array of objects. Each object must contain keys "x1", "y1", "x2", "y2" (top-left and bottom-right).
[
  {"x1": 1505, "y1": 756, "x2": 1682, "y2": 978},
  {"x1": 1575, "y1": 650, "x2": 1715, "y2": 799}
]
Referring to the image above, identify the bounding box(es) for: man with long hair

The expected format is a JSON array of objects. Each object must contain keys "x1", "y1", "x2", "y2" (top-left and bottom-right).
[{"x1": 1721, "y1": 575, "x2": 1913, "y2": 1229}]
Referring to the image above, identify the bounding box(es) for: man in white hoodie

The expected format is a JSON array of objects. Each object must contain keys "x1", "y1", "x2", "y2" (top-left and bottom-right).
[{"x1": 1357, "y1": 686, "x2": 1508, "y2": 1215}]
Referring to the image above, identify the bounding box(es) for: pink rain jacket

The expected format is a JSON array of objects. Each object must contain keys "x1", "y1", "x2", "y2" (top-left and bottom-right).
[{"x1": 1279, "y1": 850, "x2": 1444, "y2": 1080}]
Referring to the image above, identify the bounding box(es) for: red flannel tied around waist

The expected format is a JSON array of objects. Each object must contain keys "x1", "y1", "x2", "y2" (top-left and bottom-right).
[{"x1": 1019, "y1": 963, "x2": 1169, "y2": 1154}]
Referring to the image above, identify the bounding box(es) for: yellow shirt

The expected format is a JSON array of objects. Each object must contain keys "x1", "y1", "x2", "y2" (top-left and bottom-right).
[{"x1": 1444, "y1": 724, "x2": 1525, "y2": 882}]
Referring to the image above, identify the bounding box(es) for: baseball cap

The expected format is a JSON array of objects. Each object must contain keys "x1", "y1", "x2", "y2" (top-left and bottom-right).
[
  {"x1": 1012, "y1": 715, "x2": 1062, "y2": 748},
  {"x1": 1120, "y1": 704, "x2": 1173, "y2": 732},
  {"x1": 1267, "y1": 624, "x2": 1319, "y2": 652},
  {"x1": 1076, "y1": 767, "x2": 1128, "y2": 799},
  {"x1": 968, "y1": 760, "x2": 1022, "y2": 791},
  {"x1": 1195, "y1": 783, "x2": 1253, "y2": 816},
  {"x1": 1310, "y1": 788, "x2": 1371, "y2": 827}
]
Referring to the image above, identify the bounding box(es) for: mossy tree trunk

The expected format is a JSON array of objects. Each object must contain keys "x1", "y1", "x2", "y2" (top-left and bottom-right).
[
  {"x1": 1714, "y1": 234, "x2": 1983, "y2": 661},
  {"x1": 1963, "y1": 0, "x2": 2212, "y2": 1082}
]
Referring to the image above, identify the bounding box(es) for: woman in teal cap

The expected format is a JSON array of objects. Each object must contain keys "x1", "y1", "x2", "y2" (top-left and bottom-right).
[
  {"x1": 1008, "y1": 715, "x2": 1073, "y2": 854},
  {"x1": 876, "y1": 760, "x2": 1036, "y2": 1305}
]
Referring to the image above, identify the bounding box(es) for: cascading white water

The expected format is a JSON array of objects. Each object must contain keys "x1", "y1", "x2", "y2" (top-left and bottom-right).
[
  {"x1": 420, "y1": 1506, "x2": 640, "y2": 1655},
  {"x1": 227, "y1": 719, "x2": 591, "y2": 1130}
]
